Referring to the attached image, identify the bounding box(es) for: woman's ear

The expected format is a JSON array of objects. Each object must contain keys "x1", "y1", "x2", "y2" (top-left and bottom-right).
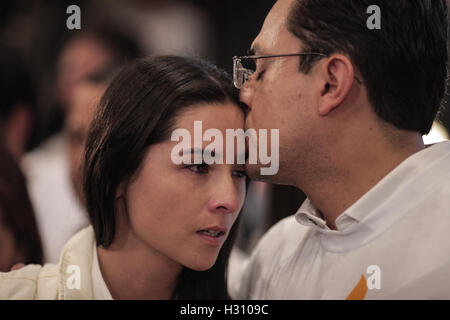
[
  {"x1": 116, "y1": 182, "x2": 126, "y2": 199},
  {"x1": 114, "y1": 180, "x2": 129, "y2": 223},
  {"x1": 318, "y1": 54, "x2": 355, "y2": 116},
  {"x1": 116, "y1": 176, "x2": 132, "y2": 199}
]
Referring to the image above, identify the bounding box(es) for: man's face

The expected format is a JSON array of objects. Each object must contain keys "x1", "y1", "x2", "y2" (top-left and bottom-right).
[{"x1": 241, "y1": 0, "x2": 320, "y2": 184}]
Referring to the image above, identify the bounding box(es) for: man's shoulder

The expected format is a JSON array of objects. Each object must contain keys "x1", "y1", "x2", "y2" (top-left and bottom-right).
[
  {"x1": 0, "y1": 264, "x2": 59, "y2": 299},
  {"x1": 251, "y1": 214, "x2": 312, "y2": 264},
  {"x1": 262, "y1": 214, "x2": 311, "y2": 242},
  {"x1": 229, "y1": 215, "x2": 313, "y2": 299}
]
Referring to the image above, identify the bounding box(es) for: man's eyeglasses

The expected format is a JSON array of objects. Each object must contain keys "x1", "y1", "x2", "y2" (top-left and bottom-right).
[{"x1": 232, "y1": 53, "x2": 363, "y2": 89}]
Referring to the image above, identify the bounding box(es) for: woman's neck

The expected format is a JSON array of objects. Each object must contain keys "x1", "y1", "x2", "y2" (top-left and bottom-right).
[{"x1": 96, "y1": 227, "x2": 183, "y2": 300}]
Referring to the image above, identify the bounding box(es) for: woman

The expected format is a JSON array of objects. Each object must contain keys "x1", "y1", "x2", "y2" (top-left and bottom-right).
[{"x1": 0, "y1": 56, "x2": 247, "y2": 299}]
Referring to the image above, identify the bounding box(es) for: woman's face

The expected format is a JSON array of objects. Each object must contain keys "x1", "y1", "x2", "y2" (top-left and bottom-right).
[{"x1": 123, "y1": 102, "x2": 246, "y2": 271}]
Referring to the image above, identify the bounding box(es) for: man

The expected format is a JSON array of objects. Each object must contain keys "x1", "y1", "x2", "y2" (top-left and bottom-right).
[{"x1": 230, "y1": 0, "x2": 450, "y2": 299}]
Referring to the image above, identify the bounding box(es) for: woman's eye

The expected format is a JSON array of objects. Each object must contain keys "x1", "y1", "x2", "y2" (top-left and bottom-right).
[
  {"x1": 256, "y1": 70, "x2": 266, "y2": 80},
  {"x1": 187, "y1": 163, "x2": 209, "y2": 174},
  {"x1": 233, "y1": 170, "x2": 247, "y2": 179}
]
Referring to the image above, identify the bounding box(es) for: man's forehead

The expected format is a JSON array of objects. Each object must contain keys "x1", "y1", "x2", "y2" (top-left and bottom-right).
[{"x1": 251, "y1": 0, "x2": 299, "y2": 54}]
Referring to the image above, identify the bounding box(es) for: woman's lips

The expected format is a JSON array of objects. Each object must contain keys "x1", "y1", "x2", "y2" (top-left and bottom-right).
[
  {"x1": 196, "y1": 231, "x2": 225, "y2": 246},
  {"x1": 196, "y1": 226, "x2": 228, "y2": 246}
]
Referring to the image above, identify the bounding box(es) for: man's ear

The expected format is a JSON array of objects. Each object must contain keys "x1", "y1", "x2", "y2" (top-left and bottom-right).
[{"x1": 318, "y1": 54, "x2": 355, "y2": 116}]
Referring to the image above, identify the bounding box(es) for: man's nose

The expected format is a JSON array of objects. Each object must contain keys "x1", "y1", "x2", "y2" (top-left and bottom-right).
[{"x1": 239, "y1": 82, "x2": 253, "y2": 111}]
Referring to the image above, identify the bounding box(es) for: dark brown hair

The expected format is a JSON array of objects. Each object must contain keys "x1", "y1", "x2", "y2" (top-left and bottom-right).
[
  {"x1": 83, "y1": 55, "x2": 243, "y2": 299},
  {"x1": 287, "y1": 0, "x2": 448, "y2": 134}
]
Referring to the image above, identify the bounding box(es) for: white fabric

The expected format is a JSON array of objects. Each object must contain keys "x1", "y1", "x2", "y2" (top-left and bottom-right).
[
  {"x1": 228, "y1": 246, "x2": 249, "y2": 297},
  {"x1": 0, "y1": 226, "x2": 112, "y2": 299},
  {"x1": 21, "y1": 133, "x2": 89, "y2": 263},
  {"x1": 229, "y1": 141, "x2": 450, "y2": 299}
]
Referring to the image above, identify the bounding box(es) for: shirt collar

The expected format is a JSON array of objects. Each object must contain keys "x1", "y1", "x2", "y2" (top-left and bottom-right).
[
  {"x1": 58, "y1": 226, "x2": 95, "y2": 299},
  {"x1": 295, "y1": 199, "x2": 359, "y2": 231},
  {"x1": 58, "y1": 225, "x2": 112, "y2": 300},
  {"x1": 295, "y1": 141, "x2": 450, "y2": 233}
]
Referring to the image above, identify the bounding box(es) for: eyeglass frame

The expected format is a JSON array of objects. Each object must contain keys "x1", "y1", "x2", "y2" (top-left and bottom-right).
[{"x1": 232, "y1": 53, "x2": 364, "y2": 89}]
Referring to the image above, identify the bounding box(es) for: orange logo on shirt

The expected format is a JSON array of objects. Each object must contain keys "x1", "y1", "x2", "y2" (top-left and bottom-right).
[{"x1": 346, "y1": 274, "x2": 368, "y2": 300}]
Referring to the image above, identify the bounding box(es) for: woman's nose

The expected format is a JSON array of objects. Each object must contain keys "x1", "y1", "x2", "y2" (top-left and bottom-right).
[{"x1": 208, "y1": 178, "x2": 241, "y2": 215}]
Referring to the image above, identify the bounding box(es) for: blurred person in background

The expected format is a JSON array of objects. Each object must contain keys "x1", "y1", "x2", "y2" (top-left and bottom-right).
[
  {"x1": 66, "y1": 68, "x2": 116, "y2": 207},
  {"x1": 107, "y1": 0, "x2": 214, "y2": 58},
  {"x1": 0, "y1": 44, "x2": 36, "y2": 160},
  {"x1": 0, "y1": 0, "x2": 213, "y2": 148},
  {"x1": 56, "y1": 26, "x2": 142, "y2": 113},
  {"x1": 21, "y1": 25, "x2": 143, "y2": 263},
  {"x1": 0, "y1": 142, "x2": 43, "y2": 272},
  {"x1": 0, "y1": 44, "x2": 42, "y2": 271}
]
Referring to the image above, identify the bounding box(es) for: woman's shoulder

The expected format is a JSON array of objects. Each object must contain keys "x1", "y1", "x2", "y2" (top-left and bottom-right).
[{"x1": 0, "y1": 263, "x2": 59, "y2": 299}]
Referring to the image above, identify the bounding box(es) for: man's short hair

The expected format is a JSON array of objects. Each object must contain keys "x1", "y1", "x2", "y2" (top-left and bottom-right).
[{"x1": 287, "y1": 0, "x2": 448, "y2": 134}]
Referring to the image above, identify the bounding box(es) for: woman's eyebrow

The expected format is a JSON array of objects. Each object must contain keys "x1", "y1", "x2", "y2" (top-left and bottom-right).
[
  {"x1": 182, "y1": 148, "x2": 204, "y2": 155},
  {"x1": 178, "y1": 147, "x2": 204, "y2": 158},
  {"x1": 181, "y1": 148, "x2": 222, "y2": 160},
  {"x1": 180, "y1": 148, "x2": 248, "y2": 164}
]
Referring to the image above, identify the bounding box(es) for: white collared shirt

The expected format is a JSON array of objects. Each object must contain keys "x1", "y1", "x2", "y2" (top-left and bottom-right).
[
  {"x1": 229, "y1": 141, "x2": 450, "y2": 299},
  {"x1": 0, "y1": 226, "x2": 113, "y2": 299}
]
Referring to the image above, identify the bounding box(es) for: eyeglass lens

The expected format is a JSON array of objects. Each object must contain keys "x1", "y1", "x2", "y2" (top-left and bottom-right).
[{"x1": 234, "y1": 58, "x2": 257, "y2": 89}]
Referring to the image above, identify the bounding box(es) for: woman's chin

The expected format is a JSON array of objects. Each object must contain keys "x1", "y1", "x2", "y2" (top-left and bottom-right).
[{"x1": 185, "y1": 256, "x2": 218, "y2": 271}]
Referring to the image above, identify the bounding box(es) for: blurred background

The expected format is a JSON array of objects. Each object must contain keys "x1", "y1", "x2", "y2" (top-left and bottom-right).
[{"x1": 0, "y1": 0, "x2": 448, "y2": 272}]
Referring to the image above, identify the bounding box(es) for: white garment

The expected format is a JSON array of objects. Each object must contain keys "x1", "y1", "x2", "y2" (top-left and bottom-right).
[
  {"x1": 0, "y1": 226, "x2": 112, "y2": 299},
  {"x1": 21, "y1": 133, "x2": 89, "y2": 263},
  {"x1": 229, "y1": 141, "x2": 450, "y2": 299},
  {"x1": 228, "y1": 246, "x2": 249, "y2": 297}
]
